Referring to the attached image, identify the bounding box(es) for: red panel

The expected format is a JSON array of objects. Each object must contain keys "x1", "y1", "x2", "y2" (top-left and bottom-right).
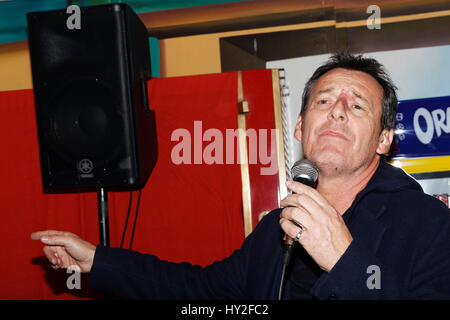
[{"x1": 241, "y1": 70, "x2": 281, "y2": 229}]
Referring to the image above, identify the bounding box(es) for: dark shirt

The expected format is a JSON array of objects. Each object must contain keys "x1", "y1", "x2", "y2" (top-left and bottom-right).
[{"x1": 288, "y1": 245, "x2": 324, "y2": 299}]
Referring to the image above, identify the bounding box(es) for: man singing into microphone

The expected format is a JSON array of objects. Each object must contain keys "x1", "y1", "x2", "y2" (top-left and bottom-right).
[{"x1": 31, "y1": 52, "x2": 450, "y2": 299}]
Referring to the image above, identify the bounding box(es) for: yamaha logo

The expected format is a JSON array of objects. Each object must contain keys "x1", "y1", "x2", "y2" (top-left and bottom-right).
[{"x1": 78, "y1": 158, "x2": 94, "y2": 175}]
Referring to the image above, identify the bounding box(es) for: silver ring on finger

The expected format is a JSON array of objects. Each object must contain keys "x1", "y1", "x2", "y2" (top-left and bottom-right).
[{"x1": 294, "y1": 229, "x2": 302, "y2": 242}]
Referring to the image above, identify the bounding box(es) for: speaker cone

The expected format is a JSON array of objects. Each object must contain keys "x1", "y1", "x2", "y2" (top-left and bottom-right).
[{"x1": 48, "y1": 79, "x2": 124, "y2": 165}]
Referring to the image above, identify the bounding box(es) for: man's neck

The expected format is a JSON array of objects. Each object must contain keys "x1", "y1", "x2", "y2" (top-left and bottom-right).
[{"x1": 316, "y1": 158, "x2": 380, "y2": 215}]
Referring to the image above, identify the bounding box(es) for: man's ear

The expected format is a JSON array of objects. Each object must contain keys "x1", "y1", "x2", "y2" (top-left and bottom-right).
[
  {"x1": 376, "y1": 128, "x2": 394, "y2": 155},
  {"x1": 294, "y1": 114, "x2": 303, "y2": 142}
]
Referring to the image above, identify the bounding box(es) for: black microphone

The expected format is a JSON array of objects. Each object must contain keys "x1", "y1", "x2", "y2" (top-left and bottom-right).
[
  {"x1": 278, "y1": 159, "x2": 319, "y2": 300},
  {"x1": 284, "y1": 159, "x2": 319, "y2": 246},
  {"x1": 291, "y1": 159, "x2": 319, "y2": 187}
]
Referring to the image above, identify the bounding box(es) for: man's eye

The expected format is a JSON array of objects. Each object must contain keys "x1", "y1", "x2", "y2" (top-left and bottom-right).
[
  {"x1": 318, "y1": 99, "x2": 328, "y2": 104},
  {"x1": 353, "y1": 104, "x2": 363, "y2": 110}
]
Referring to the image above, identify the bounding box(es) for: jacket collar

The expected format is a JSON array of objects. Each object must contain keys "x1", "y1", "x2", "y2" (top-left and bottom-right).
[{"x1": 345, "y1": 161, "x2": 422, "y2": 221}]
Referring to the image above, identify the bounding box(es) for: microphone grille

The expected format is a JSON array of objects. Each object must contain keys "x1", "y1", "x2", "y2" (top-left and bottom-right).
[{"x1": 291, "y1": 159, "x2": 319, "y2": 187}]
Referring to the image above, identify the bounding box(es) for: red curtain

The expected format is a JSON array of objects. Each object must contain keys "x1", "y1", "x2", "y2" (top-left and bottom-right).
[{"x1": 0, "y1": 72, "x2": 246, "y2": 299}]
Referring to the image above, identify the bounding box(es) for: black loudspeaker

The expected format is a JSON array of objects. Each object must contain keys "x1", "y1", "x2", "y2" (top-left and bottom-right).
[{"x1": 27, "y1": 4, "x2": 157, "y2": 192}]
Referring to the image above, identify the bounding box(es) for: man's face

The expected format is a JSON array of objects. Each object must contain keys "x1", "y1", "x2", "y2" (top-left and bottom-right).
[{"x1": 295, "y1": 68, "x2": 393, "y2": 176}]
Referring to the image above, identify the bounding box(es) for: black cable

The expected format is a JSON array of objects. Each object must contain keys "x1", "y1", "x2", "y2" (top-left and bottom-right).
[
  {"x1": 129, "y1": 189, "x2": 142, "y2": 250},
  {"x1": 278, "y1": 243, "x2": 294, "y2": 300},
  {"x1": 120, "y1": 191, "x2": 133, "y2": 249},
  {"x1": 278, "y1": 219, "x2": 302, "y2": 300}
]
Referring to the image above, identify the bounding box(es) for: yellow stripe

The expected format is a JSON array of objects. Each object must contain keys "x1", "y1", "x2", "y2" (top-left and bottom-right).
[
  {"x1": 237, "y1": 71, "x2": 253, "y2": 237},
  {"x1": 389, "y1": 155, "x2": 450, "y2": 174}
]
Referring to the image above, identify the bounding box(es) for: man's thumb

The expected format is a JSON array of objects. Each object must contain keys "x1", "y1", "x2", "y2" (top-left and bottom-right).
[{"x1": 41, "y1": 235, "x2": 69, "y2": 246}]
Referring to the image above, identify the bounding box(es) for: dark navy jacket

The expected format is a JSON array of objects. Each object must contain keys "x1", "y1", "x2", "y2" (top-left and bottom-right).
[{"x1": 89, "y1": 161, "x2": 450, "y2": 299}]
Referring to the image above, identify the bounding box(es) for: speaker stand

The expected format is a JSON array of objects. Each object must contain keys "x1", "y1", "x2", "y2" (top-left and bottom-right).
[
  {"x1": 97, "y1": 187, "x2": 113, "y2": 300},
  {"x1": 97, "y1": 188, "x2": 110, "y2": 247}
]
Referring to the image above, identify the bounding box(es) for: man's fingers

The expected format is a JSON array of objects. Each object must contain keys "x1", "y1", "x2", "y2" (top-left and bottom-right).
[
  {"x1": 56, "y1": 246, "x2": 72, "y2": 268},
  {"x1": 280, "y1": 193, "x2": 317, "y2": 209},
  {"x1": 43, "y1": 246, "x2": 61, "y2": 267},
  {"x1": 280, "y1": 218, "x2": 303, "y2": 240},
  {"x1": 281, "y1": 192, "x2": 324, "y2": 221},
  {"x1": 285, "y1": 181, "x2": 329, "y2": 208},
  {"x1": 280, "y1": 194, "x2": 300, "y2": 208},
  {"x1": 43, "y1": 245, "x2": 75, "y2": 269},
  {"x1": 281, "y1": 206, "x2": 312, "y2": 230},
  {"x1": 43, "y1": 246, "x2": 56, "y2": 264}
]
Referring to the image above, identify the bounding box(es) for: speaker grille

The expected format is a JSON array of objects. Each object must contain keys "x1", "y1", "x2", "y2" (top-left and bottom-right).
[{"x1": 47, "y1": 79, "x2": 124, "y2": 164}]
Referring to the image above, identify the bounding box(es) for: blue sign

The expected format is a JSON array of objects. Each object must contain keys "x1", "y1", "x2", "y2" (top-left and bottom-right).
[{"x1": 391, "y1": 95, "x2": 450, "y2": 159}]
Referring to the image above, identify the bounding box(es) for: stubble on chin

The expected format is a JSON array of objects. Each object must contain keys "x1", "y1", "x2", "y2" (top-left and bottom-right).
[
  {"x1": 307, "y1": 149, "x2": 349, "y2": 178},
  {"x1": 316, "y1": 161, "x2": 343, "y2": 177}
]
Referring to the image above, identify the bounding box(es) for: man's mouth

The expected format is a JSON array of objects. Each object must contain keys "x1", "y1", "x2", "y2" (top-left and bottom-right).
[{"x1": 319, "y1": 130, "x2": 349, "y2": 140}]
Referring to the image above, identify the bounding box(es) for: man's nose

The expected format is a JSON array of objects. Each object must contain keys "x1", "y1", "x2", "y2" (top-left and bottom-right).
[{"x1": 327, "y1": 91, "x2": 349, "y2": 122}]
